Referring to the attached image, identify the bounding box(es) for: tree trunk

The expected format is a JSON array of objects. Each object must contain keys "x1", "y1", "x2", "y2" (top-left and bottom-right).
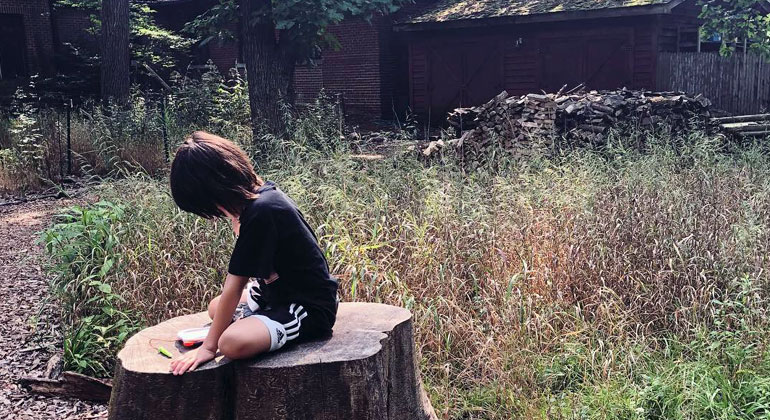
[
  {"x1": 109, "y1": 303, "x2": 437, "y2": 420},
  {"x1": 100, "y1": 0, "x2": 130, "y2": 104},
  {"x1": 239, "y1": 0, "x2": 295, "y2": 139}
]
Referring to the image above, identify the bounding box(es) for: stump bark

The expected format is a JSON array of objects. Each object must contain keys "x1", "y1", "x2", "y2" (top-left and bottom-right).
[{"x1": 109, "y1": 303, "x2": 437, "y2": 420}]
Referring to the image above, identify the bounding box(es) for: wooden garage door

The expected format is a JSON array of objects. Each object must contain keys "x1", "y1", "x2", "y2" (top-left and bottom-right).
[
  {"x1": 0, "y1": 14, "x2": 27, "y2": 80},
  {"x1": 413, "y1": 39, "x2": 503, "y2": 120},
  {"x1": 540, "y1": 30, "x2": 632, "y2": 93}
]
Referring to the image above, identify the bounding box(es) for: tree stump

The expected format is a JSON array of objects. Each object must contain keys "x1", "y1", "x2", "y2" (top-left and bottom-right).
[{"x1": 109, "y1": 303, "x2": 437, "y2": 420}]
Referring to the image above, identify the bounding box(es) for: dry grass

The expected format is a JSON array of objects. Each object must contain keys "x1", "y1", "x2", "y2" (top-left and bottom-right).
[{"x1": 56, "y1": 132, "x2": 770, "y2": 418}]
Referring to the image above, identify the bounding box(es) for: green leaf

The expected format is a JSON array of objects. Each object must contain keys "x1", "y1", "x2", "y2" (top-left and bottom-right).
[{"x1": 98, "y1": 258, "x2": 114, "y2": 277}]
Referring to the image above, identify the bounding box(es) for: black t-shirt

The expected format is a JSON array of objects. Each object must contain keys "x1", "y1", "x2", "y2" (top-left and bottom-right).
[{"x1": 228, "y1": 181, "x2": 338, "y2": 330}]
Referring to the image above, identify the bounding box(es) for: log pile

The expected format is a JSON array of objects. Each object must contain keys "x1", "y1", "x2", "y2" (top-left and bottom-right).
[
  {"x1": 445, "y1": 91, "x2": 557, "y2": 159},
  {"x1": 429, "y1": 89, "x2": 712, "y2": 162}
]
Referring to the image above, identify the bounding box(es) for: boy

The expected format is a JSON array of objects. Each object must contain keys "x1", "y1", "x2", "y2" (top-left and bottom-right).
[{"x1": 168, "y1": 131, "x2": 338, "y2": 375}]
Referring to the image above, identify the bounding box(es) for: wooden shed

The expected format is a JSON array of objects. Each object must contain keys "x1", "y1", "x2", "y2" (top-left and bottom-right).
[{"x1": 393, "y1": 0, "x2": 709, "y2": 119}]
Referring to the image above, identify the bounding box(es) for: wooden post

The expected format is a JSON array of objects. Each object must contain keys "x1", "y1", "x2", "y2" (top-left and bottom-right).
[{"x1": 697, "y1": 27, "x2": 701, "y2": 53}]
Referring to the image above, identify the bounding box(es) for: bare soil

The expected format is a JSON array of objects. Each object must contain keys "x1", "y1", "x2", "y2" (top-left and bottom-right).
[{"x1": 0, "y1": 198, "x2": 107, "y2": 419}]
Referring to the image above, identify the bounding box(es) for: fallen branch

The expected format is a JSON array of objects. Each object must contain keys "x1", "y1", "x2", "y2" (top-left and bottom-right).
[
  {"x1": 19, "y1": 371, "x2": 112, "y2": 403},
  {"x1": 18, "y1": 345, "x2": 48, "y2": 354},
  {"x1": 0, "y1": 185, "x2": 90, "y2": 207}
]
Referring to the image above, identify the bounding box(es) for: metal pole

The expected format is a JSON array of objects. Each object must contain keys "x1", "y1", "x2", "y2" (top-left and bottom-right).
[
  {"x1": 336, "y1": 93, "x2": 343, "y2": 136},
  {"x1": 66, "y1": 99, "x2": 72, "y2": 175},
  {"x1": 57, "y1": 111, "x2": 63, "y2": 179},
  {"x1": 160, "y1": 96, "x2": 170, "y2": 162}
]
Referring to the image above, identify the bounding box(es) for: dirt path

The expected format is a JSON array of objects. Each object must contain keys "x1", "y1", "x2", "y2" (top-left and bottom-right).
[{"x1": 0, "y1": 199, "x2": 107, "y2": 419}]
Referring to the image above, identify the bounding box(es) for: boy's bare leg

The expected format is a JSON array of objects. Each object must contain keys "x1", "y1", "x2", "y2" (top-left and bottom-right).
[
  {"x1": 206, "y1": 289, "x2": 272, "y2": 360},
  {"x1": 208, "y1": 289, "x2": 248, "y2": 319},
  {"x1": 217, "y1": 317, "x2": 272, "y2": 359}
]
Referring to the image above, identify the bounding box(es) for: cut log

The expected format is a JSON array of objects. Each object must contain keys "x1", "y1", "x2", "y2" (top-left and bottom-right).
[
  {"x1": 722, "y1": 122, "x2": 770, "y2": 132},
  {"x1": 712, "y1": 113, "x2": 770, "y2": 124},
  {"x1": 109, "y1": 303, "x2": 437, "y2": 420},
  {"x1": 350, "y1": 154, "x2": 386, "y2": 161}
]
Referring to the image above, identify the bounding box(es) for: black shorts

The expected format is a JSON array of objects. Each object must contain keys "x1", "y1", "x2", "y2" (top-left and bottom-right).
[{"x1": 238, "y1": 303, "x2": 330, "y2": 351}]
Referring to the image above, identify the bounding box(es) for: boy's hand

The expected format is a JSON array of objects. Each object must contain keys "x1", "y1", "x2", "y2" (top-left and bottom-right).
[{"x1": 170, "y1": 346, "x2": 216, "y2": 375}]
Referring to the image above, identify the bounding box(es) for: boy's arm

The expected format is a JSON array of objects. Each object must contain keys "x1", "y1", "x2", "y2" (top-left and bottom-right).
[
  {"x1": 170, "y1": 273, "x2": 248, "y2": 375},
  {"x1": 203, "y1": 273, "x2": 249, "y2": 351}
]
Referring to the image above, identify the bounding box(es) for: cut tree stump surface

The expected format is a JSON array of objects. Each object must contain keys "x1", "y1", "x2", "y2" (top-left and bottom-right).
[
  {"x1": 116, "y1": 312, "x2": 227, "y2": 374},
  {"x1": 244, "y1": 303, "x2": 410, "y2": 367},
  {"x1": 110, "y1": 302, "x2": 437, "y2": 420}
]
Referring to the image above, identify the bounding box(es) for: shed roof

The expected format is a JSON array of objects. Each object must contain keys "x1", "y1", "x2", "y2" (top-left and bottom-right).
[{"x1": 399, "y1": 0, "x2": 681, "y2": 28}]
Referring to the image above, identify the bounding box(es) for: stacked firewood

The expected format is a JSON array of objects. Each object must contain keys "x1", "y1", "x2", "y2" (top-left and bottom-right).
[{"x1": 427, "y1": 89, "x2": 712, "y2": 161}]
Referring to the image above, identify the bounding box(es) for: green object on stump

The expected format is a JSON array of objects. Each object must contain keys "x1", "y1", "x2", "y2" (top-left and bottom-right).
[{"x1": 158, "y1": 346, "x2": 173, "y2": 359}]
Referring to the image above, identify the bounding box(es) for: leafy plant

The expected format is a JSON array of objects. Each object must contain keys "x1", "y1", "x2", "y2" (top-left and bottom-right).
[
  {"x1": 41, "y1": 201, "x2": 140, "y2": 377},
  {"x1": 699, "y1": 0, "x2": 770, "y2": 58},
  {"x1": 0, "y1": 105, "x2": 48, "y2": 191}
]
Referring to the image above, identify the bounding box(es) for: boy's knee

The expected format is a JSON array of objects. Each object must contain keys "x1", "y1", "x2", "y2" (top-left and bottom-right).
[
  {"x1": 218, "y1": 332, "x2": 247, "y2": 360},
  {"x1": 208, "y1": 296, "x2": 220, "y2": 319}
]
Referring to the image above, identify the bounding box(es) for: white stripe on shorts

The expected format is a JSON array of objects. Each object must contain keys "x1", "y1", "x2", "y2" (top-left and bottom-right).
[
  {"x1": 282, "y1": 310, "x2": 306, "y2": 329},
  {"x1": 285, "y1": 312, "x2": 308, "y2": 335},
  {"x1": 284, "y1": 305, "x2": 307, "y2": 340}
]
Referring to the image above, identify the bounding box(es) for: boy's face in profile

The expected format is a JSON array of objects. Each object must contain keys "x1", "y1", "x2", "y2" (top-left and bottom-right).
[{"x1": 217, "y1": 205, "x2": 241, "y2": 236}]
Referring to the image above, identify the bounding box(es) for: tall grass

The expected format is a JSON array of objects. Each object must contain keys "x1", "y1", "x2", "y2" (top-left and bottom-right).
[{"x1": 43, "y1": 126, "x2": 770, "y2": 418}]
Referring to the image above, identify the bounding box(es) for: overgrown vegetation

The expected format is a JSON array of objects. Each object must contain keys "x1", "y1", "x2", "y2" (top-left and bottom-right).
[
  {"x1": 0, "y1": 65, "x2": 256, "y2": 194},
  {"x1": 41, "y1": 201, "x2": 139, "y2": 377},
  {"x1": 39, "y1": 103, "x2": 770, "y2": 417},
  {"x1": 9, "y1": 58, "x2": 769, "y2": 418}
]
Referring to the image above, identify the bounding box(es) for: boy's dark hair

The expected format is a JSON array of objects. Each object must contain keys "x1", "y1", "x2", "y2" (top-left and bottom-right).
[{"x1": 170, "y1": 131, "x2": 264, "y2": 219}]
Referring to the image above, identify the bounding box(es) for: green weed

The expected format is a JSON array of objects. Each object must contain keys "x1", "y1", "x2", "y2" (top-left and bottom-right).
[{"x1": 41, "y1": 201, "x2": 140, "y2": 377}]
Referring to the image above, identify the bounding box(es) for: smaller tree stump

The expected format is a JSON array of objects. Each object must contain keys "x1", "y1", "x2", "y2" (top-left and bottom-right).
[{"x1": 109, "y1": 303, "x2": 437, "y2": 420}]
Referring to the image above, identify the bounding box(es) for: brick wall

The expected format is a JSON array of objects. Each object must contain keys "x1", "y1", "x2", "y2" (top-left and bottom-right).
[
  {"x1": 0, "y1": 0, "x2": 55, "y2": 75},
  {"x1": 202, "y1": 18, "x2": 392, "y2": 120},
  {"x1": 207, "y1": 41, "x2": 240, "y2": 73},
  {"x1": 299, "y1": 9, "x2": 423, "y2": 122},
  {"x1": 294, "y1": 63, "x2": 323, "y2": 104},
  {"x1": 320, "y1": 17, "x2": 388, "y2": 121}
]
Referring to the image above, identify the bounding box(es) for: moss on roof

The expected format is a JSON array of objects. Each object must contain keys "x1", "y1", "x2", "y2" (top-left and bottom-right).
[{"x1": 405, "y1": 0, "x2": 674, "y2": 24}]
